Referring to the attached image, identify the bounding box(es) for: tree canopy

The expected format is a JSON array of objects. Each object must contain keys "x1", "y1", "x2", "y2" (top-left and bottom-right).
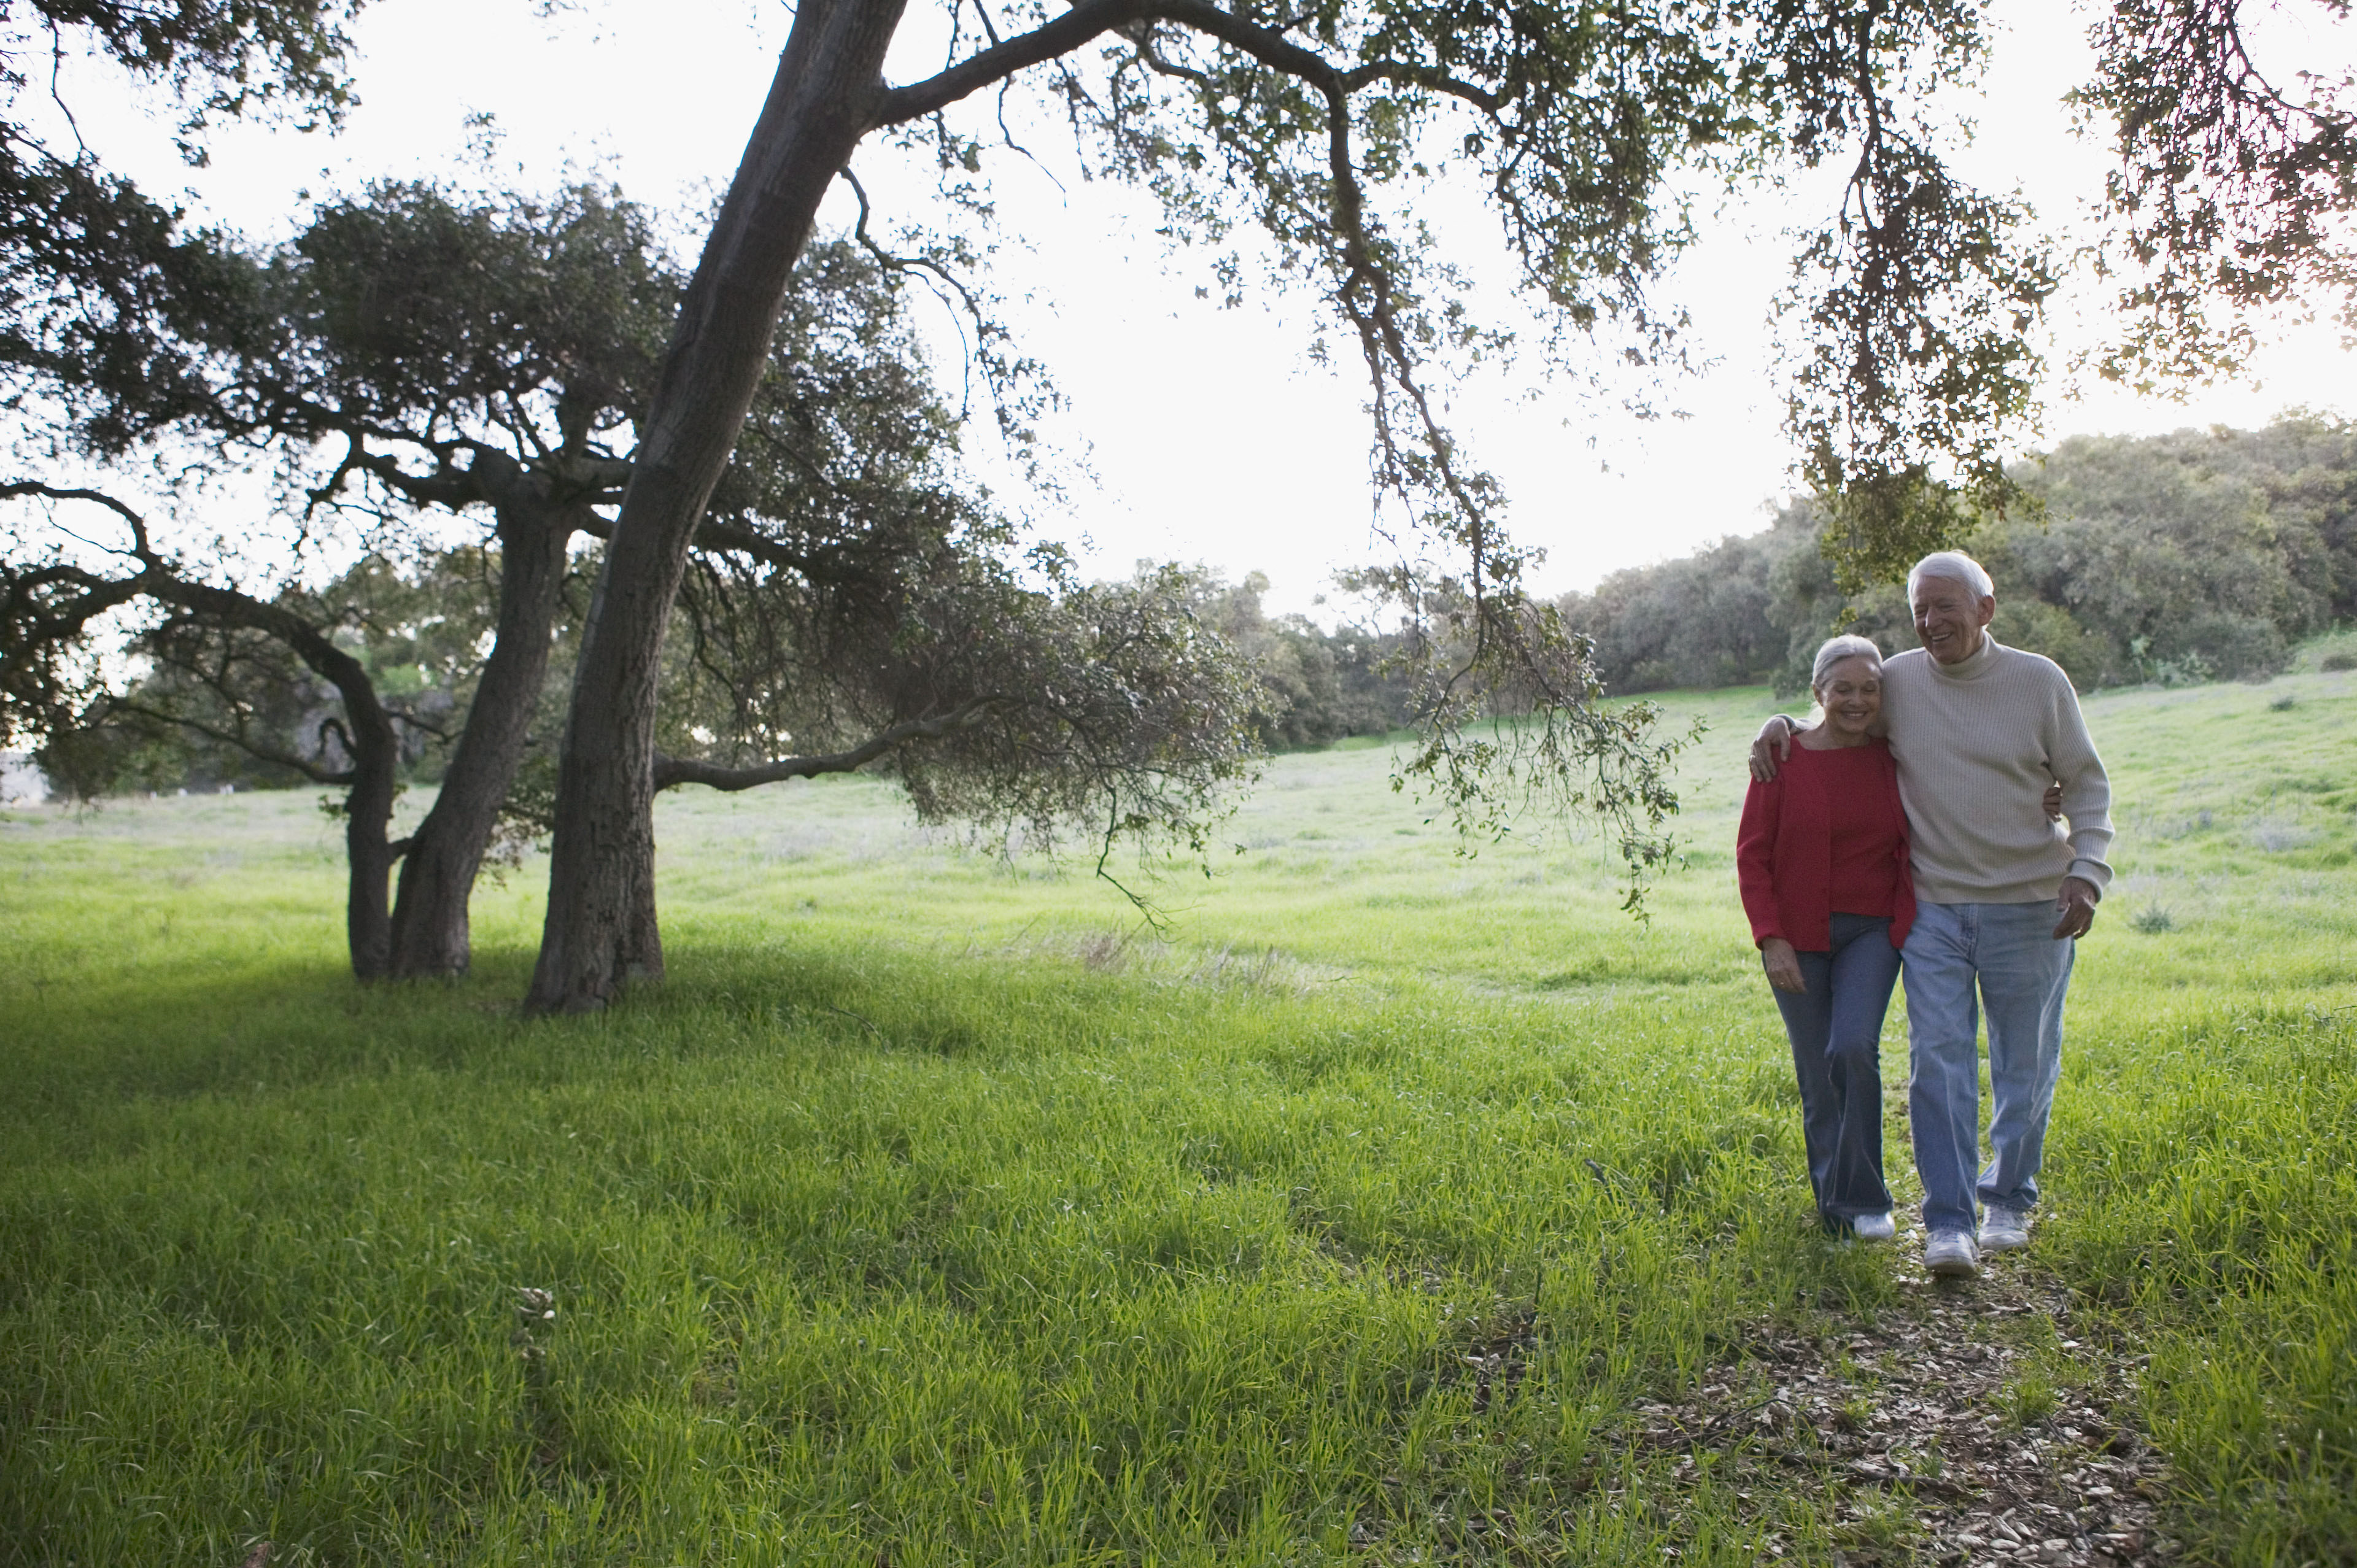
[{"x1": 0, "y1": 0, "x2": 364, "y2": 440}]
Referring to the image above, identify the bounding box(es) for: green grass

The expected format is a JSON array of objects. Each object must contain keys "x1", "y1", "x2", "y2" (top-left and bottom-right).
[{"x1": 3, "y1": 669, "x2": 2354, "y2": 1564}]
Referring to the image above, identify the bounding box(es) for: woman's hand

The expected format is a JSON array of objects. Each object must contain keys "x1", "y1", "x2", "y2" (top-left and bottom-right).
[
  {"x1": 2044, "y1": 781, "x2": 2064, "y2": 821},
  {"x1": 1760, "y1": 938, "x2": 1806, "y2": 993}
]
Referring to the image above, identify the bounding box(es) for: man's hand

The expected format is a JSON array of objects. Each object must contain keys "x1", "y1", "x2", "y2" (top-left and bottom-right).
[
  {"x1": 2043, "y1": 781, "x2": 2064, "y2": 821},
  {"x1": 1749, "y1": 714, "x2": 1799, "y2": 782},
  {"x1": 2053, "y1": 876, "x2": 2098, "y2": 940},
  {"x1": 1760, "y1": 937, "x2": 1806, "y2": 992}
]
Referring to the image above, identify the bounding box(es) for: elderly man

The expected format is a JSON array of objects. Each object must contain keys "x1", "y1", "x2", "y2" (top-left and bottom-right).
[{"x1": 1753, "y1": 551, "x2": 2113, "y2": 1278}]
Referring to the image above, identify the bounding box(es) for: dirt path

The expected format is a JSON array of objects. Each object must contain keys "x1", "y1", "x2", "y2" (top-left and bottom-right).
[{"x1": 1630, "y1": 1243, "x2": 2178, "y2": 1566}]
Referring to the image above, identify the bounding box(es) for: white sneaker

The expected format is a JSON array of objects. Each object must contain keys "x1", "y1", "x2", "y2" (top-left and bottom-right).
[
  {"x1": 1852, "y1": 1212, "x2": 1897, "y2": 1243},
  {"x1": 1924, "y1": 1229, "x2": 1980, "y2": 1278},
  {"x1": 1979, "y1": 1203, "x2": 2032, "y2": 1253}
]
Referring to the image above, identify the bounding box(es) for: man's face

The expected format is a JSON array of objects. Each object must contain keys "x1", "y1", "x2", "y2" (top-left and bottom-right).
[{"x1": 1911, "y1": 575, "x2": 1995, "y2": 665}]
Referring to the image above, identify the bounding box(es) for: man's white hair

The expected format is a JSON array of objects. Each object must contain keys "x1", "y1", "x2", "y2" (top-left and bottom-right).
[{"x1": 1908, "y1": 550, "x2": 1994, "y2": 601}]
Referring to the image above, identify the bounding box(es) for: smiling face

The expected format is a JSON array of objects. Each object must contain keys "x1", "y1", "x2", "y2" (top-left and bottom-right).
[
  {"x1": 1911, "y1": 574, "x2": 1995, "y2": 664},
  {"x1": 1814, "y1": 655, "x2": 1883, "y2": 742}
]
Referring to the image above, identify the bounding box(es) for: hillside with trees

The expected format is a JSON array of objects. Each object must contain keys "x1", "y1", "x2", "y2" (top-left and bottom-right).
[{"x1": 1560, "y1": 418, "x2": 2357, "y2": 694}]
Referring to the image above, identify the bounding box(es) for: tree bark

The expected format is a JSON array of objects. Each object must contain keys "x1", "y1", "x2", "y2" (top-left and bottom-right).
[
  {"x1": 387, "y1": 496, "x2": 578, "y2": 978},
  {"x1": 525, "y1": 0, "x2": 911, "y2": 1013},
  {"x1": 338, "y1": 698, "x2": 400, "y2": 980}
]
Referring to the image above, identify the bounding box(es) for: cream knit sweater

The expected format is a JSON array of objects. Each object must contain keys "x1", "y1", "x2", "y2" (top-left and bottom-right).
[{"x1": 1880, "y1": 638, "x2": 2115, "y2": 905}]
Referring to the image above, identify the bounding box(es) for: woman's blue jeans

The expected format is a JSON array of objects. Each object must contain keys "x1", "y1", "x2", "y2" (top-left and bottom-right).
[{"x1": 1768, "y1": 912, "x2": 1899, "y2": 1226}]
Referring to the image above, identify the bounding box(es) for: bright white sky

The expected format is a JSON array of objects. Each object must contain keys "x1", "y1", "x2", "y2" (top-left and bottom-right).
[{"x1": 38, "y1": 0, "x2": 2357, "y2": 617}]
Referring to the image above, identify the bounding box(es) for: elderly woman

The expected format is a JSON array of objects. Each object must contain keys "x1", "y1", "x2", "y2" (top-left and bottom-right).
[{"x1": 1738, "y1": 635, "x2": 1913, "y2": 1240}]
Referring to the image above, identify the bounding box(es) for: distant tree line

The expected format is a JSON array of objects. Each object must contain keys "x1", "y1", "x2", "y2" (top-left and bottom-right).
[
  {"x1": 1558, "y1": 419, "x2": 2357, "y2": 694},
  {"x1": 1194, "y1": 573, "x2": 1421, "y2": 748},
  {"x1": 1211, "y1": 415, "x2": 2357, "y2": 744}
]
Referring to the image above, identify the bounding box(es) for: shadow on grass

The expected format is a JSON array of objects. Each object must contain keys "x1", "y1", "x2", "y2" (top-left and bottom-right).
[{"x1": 2, "y1": 929, "x2": 1296, "y2": 1140}]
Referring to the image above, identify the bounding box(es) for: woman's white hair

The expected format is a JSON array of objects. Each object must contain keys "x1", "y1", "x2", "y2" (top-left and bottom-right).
[
  {"x1": 1907, "y1": 549, "x2": 1994, "y2": 601},
  {"x1": 1810, "y1": 633, "x2": 1884, "y2": 692}
]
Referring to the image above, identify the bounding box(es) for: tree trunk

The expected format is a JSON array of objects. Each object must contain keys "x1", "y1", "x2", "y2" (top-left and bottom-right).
[
  {"x1": 314, "y1": 646, "x2": 402, "y2": 981},
  {"x1": 525, "y1": 0, "x2": 909, "y2": 1013},
  {"x1": 287, "y1": 636, "x2": 401, "y2": 981},
  {"x1": 387, "y1": 498, "x2": 576, "y2": 978},
  {"x1": 343, "y1": 716, "x2": 399, "y2": 980}
]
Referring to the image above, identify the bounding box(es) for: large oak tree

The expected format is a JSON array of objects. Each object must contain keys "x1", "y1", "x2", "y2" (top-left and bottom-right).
[
  {"x1": 524, "y1": 0, "x2": 2356, "y2": 1011},
  {"x1": 2, "y1": 183, "x2": 1266, "y2": 979}
]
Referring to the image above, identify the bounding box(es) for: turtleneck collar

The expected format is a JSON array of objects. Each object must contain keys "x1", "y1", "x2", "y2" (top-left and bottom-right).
[{"x1": 1927, "y1": 633, "x2": 2002, "y2": 681}]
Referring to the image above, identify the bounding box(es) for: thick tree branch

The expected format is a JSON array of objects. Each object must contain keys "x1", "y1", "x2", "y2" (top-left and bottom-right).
[
  {"x1": 875, "y1": 0, "x2": 1151, "y2": 126},
  {"x1": 0, "y1": 480, "x2": 158, "y2": 557},
  {"x1": 573, "y1": 510, "x2": 823, "y2": 577},
  {"x1": 1139, "y1": 0, "x2": 1346, "y2": 95},
  {"x1": 0, "y1": 561, "x2": 149, "y2": 641},
  {"x1": 1, "y1": 482, "x2": 396, "y2": 746},
  {"x1": 652, "y1": 700, "x2": 995, "y2": 792},
  {"x1": 1337, "y1": 59, "x2": 1504, "y2": 114},
  {"x1": 341, "y1": 441, "x2": 482, "y2": 511},
  {"x1": 878, "y1": 0, "x2": 1508, "y2": 128},
  {"x1": 102, "y1": 695, "x2": 357, "y2": 784},
  {"x1": 334, "y1": 436, "x2": 632, "y2": 513}
]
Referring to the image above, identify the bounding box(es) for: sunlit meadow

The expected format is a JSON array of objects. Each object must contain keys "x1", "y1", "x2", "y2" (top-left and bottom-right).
[{"x1": 3, "y1": 657, "x2": 2351, "y2": 1565}]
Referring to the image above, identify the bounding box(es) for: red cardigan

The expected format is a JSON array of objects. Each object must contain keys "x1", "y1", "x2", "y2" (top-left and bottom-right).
[{"x1": 1736, "y1": 737, "x2": 1916, "y2": 951}]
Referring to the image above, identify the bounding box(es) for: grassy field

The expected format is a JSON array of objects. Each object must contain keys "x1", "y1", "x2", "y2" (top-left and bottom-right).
[{"x1": 2, "y1": 670, "x2": 2352, "y2": 1566}]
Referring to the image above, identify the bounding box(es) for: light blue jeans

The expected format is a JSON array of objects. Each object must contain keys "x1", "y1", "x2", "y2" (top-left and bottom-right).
[{"x1": 1901, "y1": 900, "x2": 2075, "y2": 1237}]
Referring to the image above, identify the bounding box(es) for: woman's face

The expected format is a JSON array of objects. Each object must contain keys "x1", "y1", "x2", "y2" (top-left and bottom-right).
[{"x1": 1816, "y1": 655, "x2": 1883, "y2": 740}]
